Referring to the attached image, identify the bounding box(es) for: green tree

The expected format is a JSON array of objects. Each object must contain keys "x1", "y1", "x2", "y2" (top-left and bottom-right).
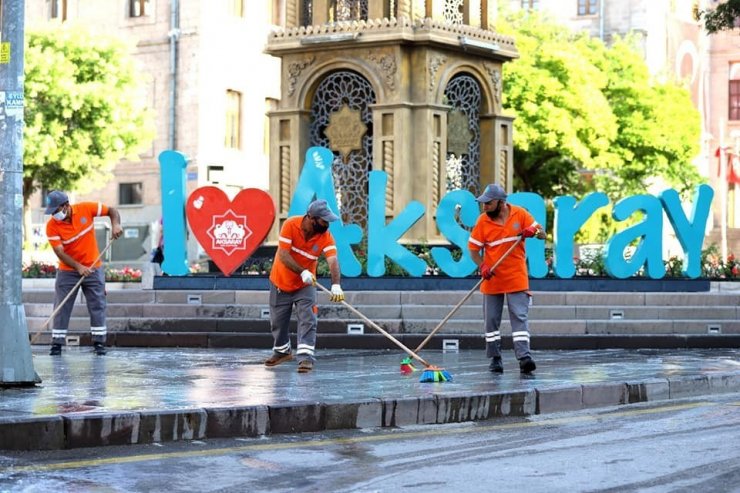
[
  {"x1": 497, "y1": 13, "x2": 618, "y2": 198},
  {"x1": 583, "y1": 35, "x2": 702, "y2": 198},
  {"x1": 695, "y1": 0, "x2": 740, "y2": 34},
  {"x1": 23, "y1": 25, "x2": 154, "y2": 220},
  {"x1": 498, "y1": 13, "x2": 702, "y2": 201}
]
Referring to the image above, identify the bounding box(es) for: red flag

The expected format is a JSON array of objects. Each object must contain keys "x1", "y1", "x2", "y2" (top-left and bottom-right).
[{"x1": 715, "y1": 147, "x2": 740, "y2": 184}]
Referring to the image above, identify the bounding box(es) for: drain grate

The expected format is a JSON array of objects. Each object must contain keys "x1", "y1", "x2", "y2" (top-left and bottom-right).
[
  {"x1": 347, "y1": 323, "x2": 364, "y2": 335},
  {"x1": 442, "y1": 339, "x2": 459, "y2": 352}
]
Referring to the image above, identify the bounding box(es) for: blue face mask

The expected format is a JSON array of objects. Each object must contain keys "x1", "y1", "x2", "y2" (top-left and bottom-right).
[{"x1": 52, "y1": 208, "x2": 67, "y2": 221}]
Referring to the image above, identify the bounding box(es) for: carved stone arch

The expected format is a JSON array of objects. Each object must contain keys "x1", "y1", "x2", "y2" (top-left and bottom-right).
[
  {"x1": 304, "y1": 69, "x2": 377, "y2": 228},
  {"x1": 297, "y1": 58, "x2": 387, "y2": 111},
  {"x1": 434, "y1": 62, "x2": 495, "y2": 115}
]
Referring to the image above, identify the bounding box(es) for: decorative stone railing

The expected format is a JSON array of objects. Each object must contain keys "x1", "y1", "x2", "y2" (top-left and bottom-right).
[{"x1": 268, "y1": 16, "x2": 516, "y2": 52}]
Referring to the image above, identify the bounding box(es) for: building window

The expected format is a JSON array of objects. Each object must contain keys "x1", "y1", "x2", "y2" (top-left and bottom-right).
[
  {"x1": 207, "y1": 166, "x2": 225, "y2": 184},
  {"x1": 578, "y1": 0, "x2": 598, "y2": 16},
  {"x1": 129, "y1": 0, "x2": 151, "y2": 18},
  {"x1": 521, "y1": 0, "x2": 539, "y2": 10},
  {"x1": 50, "y1": 0, "x2": 68, "y2": 20},
  {"x1": 225, "y1": 90, "x2": 242, "y2": 149},
  {"x1": 119, "y1": 183, "x2": 143, "y2": 205},
  {"x1": 229, "y1": 0, "x2": 244, "y2": 17},
  {"x1": 730, "y1": 80, "x2": 740, "y2": 121}
]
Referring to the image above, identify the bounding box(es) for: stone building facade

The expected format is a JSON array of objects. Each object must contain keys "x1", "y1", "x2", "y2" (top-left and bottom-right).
[
  {"x1": 266, "y1": 0, "x2": 518, "y2": 242},
  {"x1": 24, "y1": 0, "x2": 281, "y2": 261},
  {"x1": 507, "y1": 0, "x2": 740, "y2": 254}
]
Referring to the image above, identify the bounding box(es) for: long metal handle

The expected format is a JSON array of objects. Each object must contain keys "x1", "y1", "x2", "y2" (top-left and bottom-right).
[
  {"x1": 316, "y1": 283, "x2": 430, "y2": 367},
  {"x1": 414, "y1": 236, "x2": 523, "y2": 353}
]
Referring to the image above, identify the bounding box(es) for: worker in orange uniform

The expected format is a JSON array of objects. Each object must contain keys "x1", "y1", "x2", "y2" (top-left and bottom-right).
[
  {"x1": 468, "y1": 184, "x2": 546, "y2": 374},
  {"x1": 265, "y1": 199, "x2": 344, "y2": 373},
  {"x1": 45, "y1": 191, "x2": 122, "y2": 356}
]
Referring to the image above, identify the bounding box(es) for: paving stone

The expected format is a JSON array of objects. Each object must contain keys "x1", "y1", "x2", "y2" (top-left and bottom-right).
[
  {"x1": 63, "y1": 412, "x2": 141, "y2": 449},
  {"x1": 206, "y1": 406, "x2": 269, "y2": 437},
  {"x1": 138, "y1": 409, "x2": 207, "y2": 443},
  {"x1": 268, "y1": 403, "x2": 324, "y2": 433},
  {"x1": 381, "y1": 396, "x2": 437, "y2": 427},
  {"x1": 536, "y1": 386, "x2": 583, "y2": 414},
  {"x1": 324, "y1": 399, "x2": 383, "y2": 429},
  {"x1": 0, "y1": 416, "x2": 64, "y2": 451},
  {"x1": 626, "y1": 378, "x2": 670, "y2": 403},
  {"x1": 581, "y1": 383, "x2": 628, "y2": 408},
  {"x1": 668, "y1": 375, "x2": 711, "y2": 399}
]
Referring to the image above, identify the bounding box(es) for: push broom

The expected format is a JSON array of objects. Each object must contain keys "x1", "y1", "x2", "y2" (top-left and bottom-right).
[
  {"x1": 316, "y1": 283, "x2": 452, "y2": 382},
  {"x1": 401, "y1": 236, "x2": 523, "y2": 372},
  {"x1": 30, "y1": 239, "x2": 115, "y2": 346}
]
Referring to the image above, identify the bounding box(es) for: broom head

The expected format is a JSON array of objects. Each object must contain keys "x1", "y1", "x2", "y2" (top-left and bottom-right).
[
  {"x1": 419, "y1": 365, "x2": 453, "y2": 383},
  {"x1": 400, "y1": 357, "x2": 417, "y2": 374}
]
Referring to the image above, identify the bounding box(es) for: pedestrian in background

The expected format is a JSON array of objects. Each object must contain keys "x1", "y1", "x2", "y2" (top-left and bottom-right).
[
  {"x1": 468, "y1": 184, "x2": 546, "y2": 374},
  {"x1": 45, "y1": 191, "x2": 122, "y2": 356},
  {"x1": 265, "y1": 199, "x2": 344, "y2": 373}
]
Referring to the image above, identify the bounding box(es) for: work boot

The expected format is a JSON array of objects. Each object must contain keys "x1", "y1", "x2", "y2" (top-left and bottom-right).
[
  {"x1": 519, "y1": 356, "x2": 536, "y2": 374},
  {"x1": 489, "y1": 357, "x2": 503, "y2": 373},
  {"x1": 264, "y1": 351, "x2": 293, "y2": 367},
  {"x1": 93, "y1": 342, "x2": 107, "y2": 356},
  {"x1": 297, "y1": 360, "x2": 314, "y2": 373},
  {"x1": 49, "y1": 344, "x2": 62, "y2": 356}
]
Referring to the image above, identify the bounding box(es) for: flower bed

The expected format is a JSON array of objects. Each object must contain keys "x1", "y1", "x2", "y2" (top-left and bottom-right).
[{"x1": 21, "y1": 261, "x2": 142, "y2": 282}]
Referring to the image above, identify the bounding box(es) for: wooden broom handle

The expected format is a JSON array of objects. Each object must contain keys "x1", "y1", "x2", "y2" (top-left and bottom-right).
[
  {"x1": 316, "y1": 282, "x2": 430, "y2": 367},
  {"x1": 33, "y1": 239, "x2": 115, "y2": 341},
  {"x1": 414, "y1": 236, "x2": 523, "y2": 353}
]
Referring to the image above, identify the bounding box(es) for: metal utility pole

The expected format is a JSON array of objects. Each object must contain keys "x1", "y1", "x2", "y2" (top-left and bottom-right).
[{"x1": 0, "y1": 0, "x2": 40, "y2": 386}]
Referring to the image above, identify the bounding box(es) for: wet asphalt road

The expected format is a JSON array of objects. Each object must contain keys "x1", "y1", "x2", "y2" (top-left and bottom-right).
[{"x1": 1, "y1": 393, "x2": 738, "y2": 493}]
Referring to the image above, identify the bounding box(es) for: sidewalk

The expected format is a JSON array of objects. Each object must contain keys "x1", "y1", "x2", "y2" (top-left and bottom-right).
[{"x1": 1, "y1": 347, "x2": 739, "y2": 450}]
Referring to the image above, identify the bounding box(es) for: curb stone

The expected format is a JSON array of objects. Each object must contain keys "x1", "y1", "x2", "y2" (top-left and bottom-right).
[{"x1": 1, "y1": 374, "x2": 739, "y2": 451}]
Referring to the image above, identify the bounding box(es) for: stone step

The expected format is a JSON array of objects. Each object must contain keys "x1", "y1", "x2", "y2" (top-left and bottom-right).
[
  {"x1": 24, "y1": 301, "x2": 739, "y2": 322},
  {"x1": 22, "y1": 289, "x2": 740, "y2": 306},
  {"x1": 25, "y1": 316, "x2": 740, "y2": 335}
]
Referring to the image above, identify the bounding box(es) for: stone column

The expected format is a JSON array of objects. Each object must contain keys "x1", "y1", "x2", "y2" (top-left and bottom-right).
[
  {"x1": 268, "y1": 109, "x2": 311, "y2": 240},
  {"x1": 396, "y1": 0, "x2": 412, "y2": 19},
  {"x1": 426, "y1": 0, "x2": 445, "y2": 22},
  {"x1": 286, "y1": 0, "x2": 299, "y2": 27},
  {"x1": 313, "y1": 0, "x2": 329, "y2": 25},
  {"x1": 482, "y1": 0, "x2": 496, "y2": 30},
  {"x1": 402, "y1": 104, "x2": 450, "y2": 241},
  {"x1": 465, "y1": 0, "x2": 481, "y2": 28},
  {"x1": 479, "y1": 114, "x2": 514, "y2": 191},
  {"x1": 368, "y1": 0, "x2": 388, "y2": 20}
]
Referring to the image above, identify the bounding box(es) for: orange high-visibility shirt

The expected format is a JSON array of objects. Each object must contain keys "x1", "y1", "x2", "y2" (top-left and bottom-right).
[
  {"x1": 269, "y1": 216, "x2": 337, "y2": 292},
  {"x1": 46, "y1": 202, "x2": 109, "y2": 271},
  {"x1": 468, "y1": 204, "x2": 539, "y2": 295}
]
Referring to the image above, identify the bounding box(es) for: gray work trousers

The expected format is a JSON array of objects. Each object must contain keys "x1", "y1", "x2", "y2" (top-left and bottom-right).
[
  {"x1": 483, "y1": 291, "x2": 532, "y2": 360},
  {"x1": 269, "y1": 283, "x2": 317, "y2": 362},
  {"x1": 52, "y1": 268, "x2": 107, "y2": 345}
]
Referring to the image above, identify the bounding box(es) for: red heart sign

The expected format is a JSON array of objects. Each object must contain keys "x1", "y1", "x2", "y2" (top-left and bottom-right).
[{"x1": 186, "y1": 186, "x2": 275, "y2": 276}]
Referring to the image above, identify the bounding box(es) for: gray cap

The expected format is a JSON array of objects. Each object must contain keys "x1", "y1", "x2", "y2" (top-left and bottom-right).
[
  {"x1": 476, "y1": 184, "x2": 507, "y2": 203},
  {"x1": 44, "y1": 190, "x2": 69, "y2": 214},
  {"x1": 307, "y1": 199, "x2": 339, "y2": 223}
]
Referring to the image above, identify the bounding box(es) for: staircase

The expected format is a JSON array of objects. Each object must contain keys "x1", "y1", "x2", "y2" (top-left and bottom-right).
[{"x1": 23, "y1": 285, "x2": 740, "y2": 350}]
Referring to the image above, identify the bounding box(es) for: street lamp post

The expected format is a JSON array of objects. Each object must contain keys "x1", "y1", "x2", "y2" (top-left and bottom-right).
[{"x1": 0, "y1": 0, "x2": 40, "y2": 386}]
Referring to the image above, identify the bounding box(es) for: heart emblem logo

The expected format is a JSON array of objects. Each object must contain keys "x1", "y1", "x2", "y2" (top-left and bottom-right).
[{"x1": 186, "y1": 186, "x2": 275, "y2": 276}]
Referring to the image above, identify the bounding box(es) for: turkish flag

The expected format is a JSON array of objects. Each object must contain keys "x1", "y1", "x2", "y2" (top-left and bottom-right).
[{"x1": 715, "y1": 147, "x2": 740, "y2": 184}]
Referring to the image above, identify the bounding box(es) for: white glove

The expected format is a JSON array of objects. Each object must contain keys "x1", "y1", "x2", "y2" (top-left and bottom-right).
[
  {"x1": 330, "y1": 284, "x2": 344, "y2": 302},
  {"x1": 300, "y1": 269, "x2": 315, "y2": 285}
]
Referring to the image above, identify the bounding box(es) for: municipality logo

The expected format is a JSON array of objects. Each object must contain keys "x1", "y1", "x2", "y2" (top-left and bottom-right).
[{"x1": 206, "y1": 209, "x2": 253, "y2": 255}]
